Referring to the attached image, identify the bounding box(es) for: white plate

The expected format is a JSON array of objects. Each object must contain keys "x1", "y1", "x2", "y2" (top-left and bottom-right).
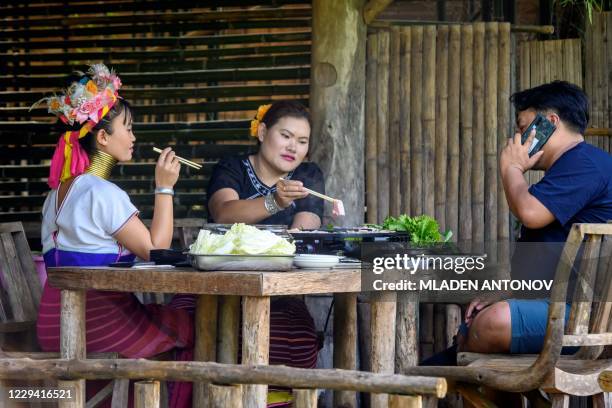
[{"x1": 293, "y1": 254, "x2": 340, "y2": 269}]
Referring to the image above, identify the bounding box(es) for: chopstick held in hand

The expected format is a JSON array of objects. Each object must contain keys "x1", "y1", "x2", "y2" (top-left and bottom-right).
[
  {"x1": 153, "y1": 147, "x2": 202, "y2": 170},
  {"x1": 279, "y1": 178, "x2": 345, "y2": 217}
]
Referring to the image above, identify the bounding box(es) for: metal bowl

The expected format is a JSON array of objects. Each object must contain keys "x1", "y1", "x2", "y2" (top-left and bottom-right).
[{"x1": 188, "y1": 253, "x2": 294, "y2": 271}]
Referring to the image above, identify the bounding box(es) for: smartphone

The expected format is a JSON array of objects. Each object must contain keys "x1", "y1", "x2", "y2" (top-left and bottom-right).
[{"x1": 520, "y1": 113, "x2": 556, "y2": 157}]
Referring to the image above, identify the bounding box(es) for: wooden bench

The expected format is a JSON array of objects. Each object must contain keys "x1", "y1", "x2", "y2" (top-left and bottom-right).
[{"x1": 403, "y1": 223, "x2": 612, "y2": 406}]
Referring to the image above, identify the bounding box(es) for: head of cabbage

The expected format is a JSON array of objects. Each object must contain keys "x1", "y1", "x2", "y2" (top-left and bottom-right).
[{"x1": 190, "y1": 223, "x2": 295, "y2": 255}]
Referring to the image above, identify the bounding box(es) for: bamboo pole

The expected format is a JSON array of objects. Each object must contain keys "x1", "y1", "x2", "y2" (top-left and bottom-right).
[
  {"x1": 59, "y1": 290, "x2": 86, "y2": 408},
  {"x1": 422, "y1": 25, "x2": 437, "y2": 218},
  {"x1": 0, "y1": 359, "x2": 448, "y2": 397},
  {"x1": 497, "y1": 23, "x2": 511, "y2": 266},
  {"x1": 435, "y1": 25, "x2": 449, "y2": 231},
  {"x1": 370, "y1": 291, "x2": 397, "y2": 408},
  {"x1": 363, "y1": 0, "x2": 395, "y2": 24},
  {"x1": 410, "y1": 26, "x2": 424, "y2": 216},
  {"x1": 194, "y1": 295, "x2": 218, "y2": 408},
  {"x1": 209, "y1": 384, "x2": 242, "y2": 408},
  {"x1": 586, "y1": 15, "x2": 594, "y2": 147},
  {"x1": 607, "y1": 13, "x2": 612, "y2": 153},
  {"x1": 600, "y1": 13, "x2": 609, "y2": 150},
  {"x1": 370, "y1": 21, "x2": 554, "y2": 34},
  {"x1": 399, "y1": 27, "x2": 412, "y2": 215},
  {"x1": 242, "y1": 296, "x2": 270, "y2": 408},
  {"x1": 472, "y1": 22, "x2": 485, "y2": 247},
  {"x1": 485, "y1": 23, "x2": 499, "y2": 264},
  {"x1": 293, "y1": 389, "x2": 318, "y2": 408},
  {"x1": 519, "y1": 42, "x2": 530, "y2": 90},
  {"x1": 459, "y1": 25, "x2": 474, "y2": 245},
  {"x1": 377, "y1": 30, "x2": 391, "y2": 221},
  {"x1": 135, "y1": 381, "x2": 161, "y2": 408},
  {"x1": 366, "y1": 33, "x2": 379, "y2": 224},
  {"x1": 333, "y1": 293, "x2": 357, "y2": 407},
  {"x1": 446, "y1": 25, "x2": 461, "y2": 242},
  {"x1": 389, "y1": 27, "x2": 402, "y2": 217}
]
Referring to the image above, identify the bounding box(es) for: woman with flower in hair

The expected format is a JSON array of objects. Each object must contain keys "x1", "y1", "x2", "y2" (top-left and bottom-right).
[
  {"x1": 206, "y1": 100, "x2": 323, "y2": 404},
  {"x1": 35, "y1": 64, "x2": 193, "y2": 407},
  {"x1": 208, "y1": 100, "x2": 324, "y2": 229}
]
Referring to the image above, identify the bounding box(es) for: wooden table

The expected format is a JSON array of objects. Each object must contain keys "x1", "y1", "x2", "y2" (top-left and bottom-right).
[{"x1": 47, "y1": 266, "x2": 404, "y2": 408}]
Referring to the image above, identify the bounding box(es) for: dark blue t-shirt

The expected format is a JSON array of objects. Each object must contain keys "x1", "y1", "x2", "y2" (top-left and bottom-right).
[
  {"x1": 521, "y1": 142, "x2": 612, "y2": 242},
  {"x1": 512, "y1": 142, "x2": 611, "y2": 287}
]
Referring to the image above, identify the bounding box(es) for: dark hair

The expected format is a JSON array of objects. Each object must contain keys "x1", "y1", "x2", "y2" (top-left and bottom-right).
[
  {"x1": 59, "y1": 73, "x2": 133, "y2": 157},
  {"x1": 509, "y1": 81, "x2": 589, "y2": 134},
  {"x1": 261, "y1": 100, "x2": 311, "y2": 130}
]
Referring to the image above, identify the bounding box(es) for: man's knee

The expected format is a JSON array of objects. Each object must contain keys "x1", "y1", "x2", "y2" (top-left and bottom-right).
[{"x1": 462, "y1": 301, "x2": 512, "y2": 353}]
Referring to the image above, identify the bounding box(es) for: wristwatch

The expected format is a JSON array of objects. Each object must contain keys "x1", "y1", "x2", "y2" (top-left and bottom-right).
[{"x1": 264, "y1": 193, "x2": 283, "y2": 215}]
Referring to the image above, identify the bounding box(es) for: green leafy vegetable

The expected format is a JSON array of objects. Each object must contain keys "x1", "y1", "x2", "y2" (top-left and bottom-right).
[{"x1": 373, "y1": 214, "x2": 453, "y2": 246}]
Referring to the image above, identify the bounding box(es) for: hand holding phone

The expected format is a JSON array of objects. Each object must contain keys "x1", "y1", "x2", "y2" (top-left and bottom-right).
[{"x1": 520, "y1": 113, "x2": 556, "y2": 157}]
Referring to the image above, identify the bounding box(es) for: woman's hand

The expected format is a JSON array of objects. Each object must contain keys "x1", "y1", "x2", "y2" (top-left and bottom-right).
[
  {"x1": 155, "y1": 147, "x2": 180, "y2": 188},
  {"x1": 274, "y1": 179, "x2": 308, "y2": 209}
]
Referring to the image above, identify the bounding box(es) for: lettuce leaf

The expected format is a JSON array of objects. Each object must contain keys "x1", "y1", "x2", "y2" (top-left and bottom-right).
[{"x1": 190, "y1": 223, "x2": 296, "y2": 255}]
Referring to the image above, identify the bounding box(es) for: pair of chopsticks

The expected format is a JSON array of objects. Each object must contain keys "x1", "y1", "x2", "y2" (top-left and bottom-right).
[
  {"x1": 152, "y1": 147, "x2": 202, "y2": 170},
  {"x1": 279, "y1": 177, "x2": 336, "y2": 203}
]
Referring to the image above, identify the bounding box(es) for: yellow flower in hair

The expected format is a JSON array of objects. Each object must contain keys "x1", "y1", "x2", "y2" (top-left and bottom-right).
[
  {"x1": 49, "y1": 99, "x2": 61, "y2": 111},
  {"x1": 85, "y1": 80, "x2": 98, "y2": 94},
  {"x1": 249, "y1": 104, "x2": 272, "y2": 137}
]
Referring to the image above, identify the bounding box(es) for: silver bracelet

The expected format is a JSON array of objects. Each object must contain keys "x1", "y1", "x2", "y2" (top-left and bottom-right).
[
  {"x1": 154, "y1": 187, "x2": 174, "y2": 196},
  {"x1": 264, "y1": 193, "x2": 282, "y2": 214}
]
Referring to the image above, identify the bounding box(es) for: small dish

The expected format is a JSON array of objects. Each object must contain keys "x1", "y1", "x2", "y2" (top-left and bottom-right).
[{"x1": 293, "y1": 254, "x2": 340, "y2": 269}]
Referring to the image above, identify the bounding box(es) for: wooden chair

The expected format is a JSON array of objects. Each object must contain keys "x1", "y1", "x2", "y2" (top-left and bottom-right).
[
  {"x1": 405, "y1": 223, "x2": 612, "y2": 406},
  {"x1": 0, "y1": 221, "x2": 42, "y2": 351},
  {"x1": 0, "y1": 221, "x2": 131, "y2": 408}
]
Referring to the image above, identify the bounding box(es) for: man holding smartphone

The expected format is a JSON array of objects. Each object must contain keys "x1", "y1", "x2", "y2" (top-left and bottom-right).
[{"x1": 455, "y1": 81, "x2": 612, "y2": 355}]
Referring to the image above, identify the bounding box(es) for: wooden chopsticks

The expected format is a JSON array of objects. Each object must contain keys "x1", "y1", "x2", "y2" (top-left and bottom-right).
[
  {"x1": 279, "y1": 178, "x2": 336, "y2": 203},
  {"x1": 152, "y1": 147, "x2": 202, "y2": 170}
]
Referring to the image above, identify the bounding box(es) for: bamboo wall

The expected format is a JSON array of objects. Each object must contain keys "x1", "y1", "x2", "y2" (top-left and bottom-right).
[
  {"x1": 585, "y1": 12, "x2": 612, "y2": 153},
  {"x1": 518, "y1": 38, "x2": 583, "y2": 186},
  {"x1": 365, "y1": 23, "x2": 512, "y2": 260}
]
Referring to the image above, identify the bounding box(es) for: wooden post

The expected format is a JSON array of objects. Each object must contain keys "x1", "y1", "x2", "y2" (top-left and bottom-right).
[
  {"x1": 446, "y1": 25, "x2": 461, "y2": 241},
  {"x1": 389, "y1": 394, "x2": 423, "y2": 408},
  {"x1": 395, "y1": 292, "x2": 419, "y2": 373},
  {"x1": 242, "y1": 296, "x2": 270, "y2": 408},
  {"x1": 310, "y1": 0, "x2": 367, "y2": 227},
  {"x1": 217, "y1": 295, "x2": 240, "y2": 364},
  {"x1": 399, "y1": 27, "x2": 412, "y2": 215},
  {"x1": 209, "y1": 384, "x2": 242, "y2": 408},
  {"x1": 135, "y1": 381, "x2": 160, "y2": 408},
  {"x1": 293, "y1": 389, "x2": 318, "y2": 408},
  {"x1": 366, "y1": 33, "x2": 379, "y2": 224},
  {"x1": 370, "y1": 291, "x2": 397, "y2": 408},
  {"x1": 59, "y1": 289, "x2": 86, "y2": 408},
  {"x1": 333, "y1": 293, "x2": 357, "y2": 407},
  {"x1": 377, "y1": 30, "x2": 391, "y2": 221},
  {"x1": 194, "y1": 295, "x2": 218, "y2": 408}
]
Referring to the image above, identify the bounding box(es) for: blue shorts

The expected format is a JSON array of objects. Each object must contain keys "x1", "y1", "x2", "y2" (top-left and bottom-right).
[{"x1": 458, "y1": 299, "x2": 573, "y2": 354}]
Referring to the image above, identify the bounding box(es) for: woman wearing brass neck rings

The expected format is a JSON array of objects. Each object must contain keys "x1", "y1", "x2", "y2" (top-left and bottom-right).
[{"x1": 36, "y1": 64, "x2": 193, "y2": 408}]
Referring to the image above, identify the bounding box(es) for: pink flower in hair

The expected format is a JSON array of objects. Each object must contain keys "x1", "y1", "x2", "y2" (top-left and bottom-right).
[{"x1": 112, "y1": 75, "x2": 122, "y2": 90}]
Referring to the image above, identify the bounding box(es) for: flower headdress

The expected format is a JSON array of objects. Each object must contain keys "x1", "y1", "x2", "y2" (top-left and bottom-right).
[
  {"x1": 250, "y1": 104, "x2": 272, "y2": 137},
  {"x1": 31, "y1": 63, "x2": 123, "y2": 189}
]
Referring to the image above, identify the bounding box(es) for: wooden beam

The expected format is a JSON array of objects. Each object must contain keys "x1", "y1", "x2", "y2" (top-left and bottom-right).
[
  {"x1": 363, "y1": 0, "x2": 394, "y2": 24},
  {"x1": 0, "y1": 358, "x2": 448, "y2": 397},
  {"x1": 310, "y1": 0, "x2": 367, "y2": 227}
]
